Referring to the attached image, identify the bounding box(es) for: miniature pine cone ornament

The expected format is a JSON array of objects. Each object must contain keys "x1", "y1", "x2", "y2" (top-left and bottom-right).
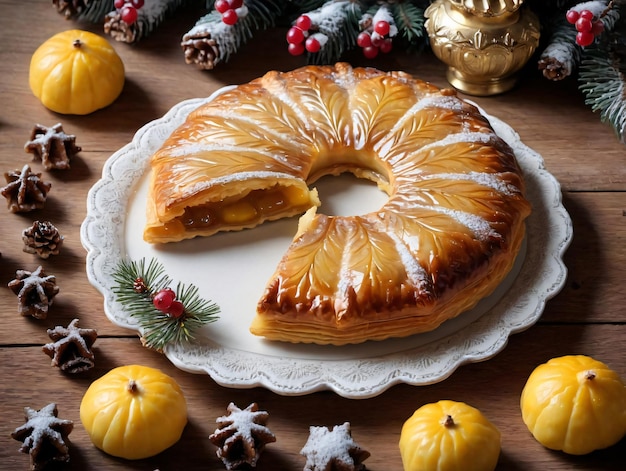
[
  {"x1": 22, "y1": 221, "x2": 64, "y2": 259},
  {"x1": 24, "y1": 123, "x2": 81, "y2": 170},
  {"x1": 11, "y1": 403, "x2": 73, "y2": 471},
  {"x1": 1, "y1": 165, "x2": 51, "y2": 213},
  {"x1": 8, "y1": 266, "x2": 59, "y2": 319},
  {"x1": 43, "y1": 318, "x2": 98, "y2": 374},
  {"x1": 209, "y1": 402, "x2": 276, "y2": 470}
]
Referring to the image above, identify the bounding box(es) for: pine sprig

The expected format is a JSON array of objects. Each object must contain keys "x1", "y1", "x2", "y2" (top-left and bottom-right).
[
  {"x1": 579, "y1": 42, "x2": 626, "y2": 142},
  {"x1": 112, "y1": 257, "x2": 220, "y2": 351},
  {"x1": 388, "y1": 1, "x2": 426, "y2": 46},
  {"x1": 53, "y1": 0, "x2": 115, "y2": 22},
  {"x1": 305, "y1": 0, "x2": 363, "y2": 64}
]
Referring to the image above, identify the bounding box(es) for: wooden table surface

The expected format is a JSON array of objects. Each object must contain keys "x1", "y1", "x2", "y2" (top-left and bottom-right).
[{"x1": 1, "y1": 2, "x2": 625, "y2": 470}]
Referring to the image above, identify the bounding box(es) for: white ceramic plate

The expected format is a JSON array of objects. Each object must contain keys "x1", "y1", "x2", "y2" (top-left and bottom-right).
[{"x1": 81, "y1": 89, "x2": 573, "y2": 399}]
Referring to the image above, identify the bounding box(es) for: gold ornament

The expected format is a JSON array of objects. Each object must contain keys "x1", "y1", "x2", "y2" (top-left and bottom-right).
[{"x1": 425, "y1": 0, "x2": 540, "y2": 96}]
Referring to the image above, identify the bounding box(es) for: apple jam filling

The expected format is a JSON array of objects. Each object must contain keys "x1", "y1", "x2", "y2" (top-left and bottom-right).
[{"x1": 179, "y1": 185, "x2": 312, "y2": 230}]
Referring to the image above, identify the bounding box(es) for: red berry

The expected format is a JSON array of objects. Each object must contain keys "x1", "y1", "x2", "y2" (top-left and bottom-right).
[
  {"x1": 374, "y1": 20, "x2": 390, "y2": 37},
  {"x1": 357, "y1": 32, "x2": 372, "y2": 48},
  {"x1": 153, "y1": 288, "x2": 176, "y2": 312},
  {"x1": 580, "y1": 9, "x2": 594, "y2": 20},
  {"x1": 215, "y1": 0, "x2": 230, "y2": 14},
  {"x1": 296, "y1": 15, "x2": 311, "y2": 31},
  {"x1": 371, "y1": 34, "x2": 383, "y2": 48},
  {"x1": 576, "y1": 31, "x2": 595, "y2": 47},
  {"x1": 222, "y1": 8, "x2": 238, "y2": 25},
  {"x1": 591, "y1": 20, "x2": 605, "y2": 36},
  {"x1": 288, "y1": 42, "x2": 305, "y2": 56},
  {"x1": 575, "y1": 17, "x2": 593, "y2": 33},
  {"x1": 363, "y1": 45, "x2": 379, "y2": 59},
  {"x1": 167, "y1": 300, "x2": 185, "y2": 319},
  {"x1": 305, "y1": 37, "x2": 321, "y2": 53},
  {"x1": 379, "y1": 38, "x2": 393, "y2": 54},
  {"x1": 114, "y1": 0, "x2": 125, "y2": 9},
  {"x1": 120, "y1": 5, "x2": 138, "y2": 24},
  {"x1": 286, "y1": 26, "x2": 305, "y2": 45},
  {"x1": 130, "y1": 0, "x2": 144, "y2": 8},
  {"x1": 565, "y1": 10, "x2": 579, "y2": 24},
  {"x1": 229, "y1": 0, "x2": 243, "y2": 8}
]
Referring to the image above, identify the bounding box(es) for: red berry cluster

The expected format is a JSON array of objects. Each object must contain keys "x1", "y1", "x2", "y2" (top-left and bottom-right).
[
  {"x1": 114, "y1": 0, "x2": 144, "y2": 25},
  {"x1": 287, "y1": 15, "x2": 324, "y2": 56},
  {"x1": 566, "y1": 9, "x2": 605, "y2": 47},
  {"x1": 215, "y1": 0, "x2": 245, "y2": 26},
  {"x1": 152, "y1": 288, "x2": 185, "y2": 319},
  {"x1": 357, "y1": 20, "x2": 393, "y2": 59}
]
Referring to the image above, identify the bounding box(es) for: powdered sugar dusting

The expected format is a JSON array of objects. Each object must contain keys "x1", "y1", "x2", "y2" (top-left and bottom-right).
[
  {"x1": 418, "y1": 132, "x2": 494, "y2": 154},
  {"x1": 300, "y1": 422, "x2": 369, "y2": 471},
  {"x1": 387, "y1": 94, "x2": 466, "y2": 136},
  {"x1": 419, "y1": 204, "x2": 501, "y2": 241},
  {"x1": 181, "y1": 171, "x2": 301, "y2": 196},
  {"x1": 420, "y1": 171, "x2": 519, "y2": 195}
]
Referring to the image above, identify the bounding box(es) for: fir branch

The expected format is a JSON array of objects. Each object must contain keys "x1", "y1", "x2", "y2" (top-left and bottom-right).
[
  {"x1": 388, "y1": 1, "x2": 427, "y2": 50},
  {"x1": 112, "y1": 257, "x2": 220, "y2": 351},
  {"x1": 183, "y1": 0, "x2": 285, "y2": 68},
  {"x1": 579, "y1": 34, "x2": 626, "y2": 142},
  {"x1": 305, "y1": 0, "x2": 363, "y2": 64},
  {"x1": 53, "y1": 0, "x2": 115, "y2": 22},
  {"x1": 104, "y1": 0, "x2": 194, "y2": 43}
]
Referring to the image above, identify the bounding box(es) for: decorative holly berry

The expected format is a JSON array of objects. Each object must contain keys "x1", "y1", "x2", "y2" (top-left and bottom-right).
[
  {"x1": 167, "y1": 300, "x2": 185, "y2": 319},
  {"x1": 579, "y1": 9, "x2": 594, "y2": 20},
  {"x1": 130, "y1": 0, "x2": 144, "y2": 8},
  {"x1": 363, "y1": 46, "x2": 379, "y2": 60},
  {"x1": 215, "y1": 0, "x2": 230, "y2": 14},
  {"x1": 374, "y1": 20, "x2": 390, "y2": 37},
  {"x1": 120, "y1": 5, "x2": 138, "y2": 25},
  {"x1": 565, "y1": 10, "x2": 580, "y2": 24},
  {"x1": 305, "y1": 36, "x2": 321, "y2": 53},
  {"x1": 222, "y1": 8, "x2": 239, "y2": 25},
  {"x1": 576, "y1": 31, "x2": 595, "y2": 47},
  {"x1": 575, "y1": 17, "x2": 593, "y2": 33},
  {"x1": 286, "y1": 26, "x2": 305, "y2": 45},
  {"x1": 153, "y1": 288, "x2": 176, "y2": 312},
  {"x1": 591, "y1": 20, "x2": 605, "y2": 36},
  {"x1": 357, "y1": 32, "x2": 372, "y2": 48},
  {"x1": 379, "y1": 38, "x2": 393, "y2": 54},
  {"x1": 296, "y1": 15, "x2": 312, "y2": 31},
  {"x1": 114, "y1": 0, "x2": 125, "y2": 9},
  {"x1": 229, "y1": 0, "x2": 243, "y2": 8},
  {"x1": 288, "y1": 42, "x2": 305, "y2": 56}
]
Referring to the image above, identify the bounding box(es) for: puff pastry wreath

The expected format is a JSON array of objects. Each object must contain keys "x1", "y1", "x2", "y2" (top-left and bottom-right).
[{"x1": 144, "y1": 63, "x2": 531, "y2": 345}]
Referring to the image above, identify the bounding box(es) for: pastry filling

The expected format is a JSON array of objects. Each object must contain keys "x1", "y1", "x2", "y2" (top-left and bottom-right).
[{"x1": 177, "y1": 184, "x2": 313, "y2": 230}]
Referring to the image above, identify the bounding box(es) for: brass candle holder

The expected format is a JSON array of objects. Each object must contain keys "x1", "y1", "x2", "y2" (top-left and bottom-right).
[{"x1": 425, "y1": 0, "x2": 541, "y2": 96}]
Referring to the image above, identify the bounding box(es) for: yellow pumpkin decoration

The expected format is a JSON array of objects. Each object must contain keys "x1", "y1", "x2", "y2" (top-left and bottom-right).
[
  {"x1": 80, "y1": 365, "x2": 187, "y2": 460},
  {"x1": 520, "y1": 355, "x2": 626, "y2": 455},
  {"x1": 399, "y1": 400, "x2": 501, "y2": 471},
  {"x1": 29, "y1": 30, "x2": 125, "y2": 115}
]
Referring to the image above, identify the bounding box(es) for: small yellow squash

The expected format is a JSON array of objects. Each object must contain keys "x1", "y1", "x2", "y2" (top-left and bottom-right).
[
  {"x1": 29, "y1": 30, "x2": 125, "y2": 115},
  {"x1": 399, "y1": 400, "x2": 501, "y2": 471},
  {"x1": 520, "y1": 355, "x2": 626, "y2": 455},
  {"x1": 80, "y1": 365, "x2": 187, "y2": 460}
]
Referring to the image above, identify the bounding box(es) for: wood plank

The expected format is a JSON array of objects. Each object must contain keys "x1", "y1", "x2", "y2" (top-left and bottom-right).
[{"x1": 0, "y1": 325, "x2": 624, "y2": 470}]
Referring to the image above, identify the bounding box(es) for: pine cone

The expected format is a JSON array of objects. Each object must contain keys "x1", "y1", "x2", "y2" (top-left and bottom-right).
[
  {"x1": 43, "y1": 318, "x2": 98, "y2": 374},
  {"x1": 24, "y1": 123, "x2": 81, "y2": 171},
  {"x1": 1, "y1": 165, "x2": 51, "y2": 213},
  {"x1": 22, "y1": 221, "x2": 64, "y2": 259},
  {"x1": 104, "y1": 11, "x2": 139, "y2": 43},
  {"x1": 182, "y1": 32, "x2": 220, "y2": 69},
  {"x1": 210, "y1": 402, "x2": 276, "y2": 470},
  {"x1": 11, "y1": 403, "x2": 73, "y2": 471},
  {"x1": 8, "y1": 266, "x2": 59, "y2": 319},
  {"x1": 53, "y1": 0, "x2": 88, "y2": 19}
]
